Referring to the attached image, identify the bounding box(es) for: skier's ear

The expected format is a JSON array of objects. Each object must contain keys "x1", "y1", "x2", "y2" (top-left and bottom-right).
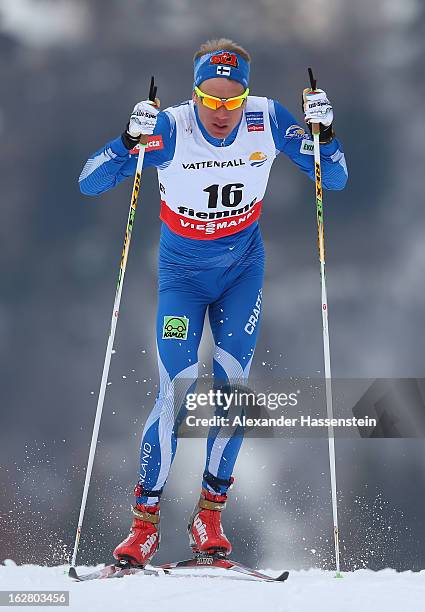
[{"x1": 192, "y1": 90, "x2": 198, "y2": 105}]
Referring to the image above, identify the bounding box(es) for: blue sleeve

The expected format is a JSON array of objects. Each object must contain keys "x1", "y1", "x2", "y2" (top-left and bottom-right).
[
  {"x1": 268, "y1": 99, "x2": 348, "y2": 191},
  {"x1": 78, "y1": 111, "x2": 176, "y2": 196}
]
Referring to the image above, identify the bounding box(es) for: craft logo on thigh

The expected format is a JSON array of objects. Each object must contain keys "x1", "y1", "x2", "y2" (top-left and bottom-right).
[
  {"x1": 162, "y1": 316, "x2": 189, "y2": 340},
  {"x1": 244, "y1": 288, "x2": 262, "y2": 335}
]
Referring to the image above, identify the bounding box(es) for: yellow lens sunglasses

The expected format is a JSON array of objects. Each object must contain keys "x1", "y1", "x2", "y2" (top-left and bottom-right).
[{"x1": 194, "y1": 85, "x2": 250, "y2": 111}]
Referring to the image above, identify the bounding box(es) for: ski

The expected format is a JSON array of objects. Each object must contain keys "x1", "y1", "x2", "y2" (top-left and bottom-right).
[
  {"x1": 69, "y1": 556, "x2": 289, "y2": 583},
  {"x1": 68, "y1": 562, "x2": 162, "y2": 581},
  {"x1": 160, "y1": 555, "x2": 289, "y2": 582}
]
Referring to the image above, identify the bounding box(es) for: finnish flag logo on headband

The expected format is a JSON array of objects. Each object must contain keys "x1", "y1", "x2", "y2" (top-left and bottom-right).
[{"x1": 216, "y1": 66, "x2": 231, "y2": 76}]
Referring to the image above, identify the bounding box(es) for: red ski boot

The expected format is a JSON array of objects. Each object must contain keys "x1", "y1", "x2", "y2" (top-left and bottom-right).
[
  {"x1": 188, "y1": 488, "x2": 232, "y2": 556},
  {"x1": 113, "y1": 503, "x2": 160, "y2": 567}
]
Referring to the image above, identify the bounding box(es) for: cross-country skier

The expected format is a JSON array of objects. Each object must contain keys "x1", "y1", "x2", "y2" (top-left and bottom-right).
[{"x1": 79, "y1": 38, "x2": 348, "y2": 568}]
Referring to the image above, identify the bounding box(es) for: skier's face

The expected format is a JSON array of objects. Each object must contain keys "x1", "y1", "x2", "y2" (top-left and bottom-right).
[{"x1": 193, "y1": 78, "x2": 246, "y2": 139}]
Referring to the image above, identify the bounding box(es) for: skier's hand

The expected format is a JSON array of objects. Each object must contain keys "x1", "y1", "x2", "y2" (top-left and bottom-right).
[
  {"x1": 303, "y1": 88, "x2": 333, "y2": 127},
  {"x1": 128, "y1": 100, "x2": 160, "y2": 137},
  {"x1": 121, "y1": 99, "x2": 161, "y2": 150}
]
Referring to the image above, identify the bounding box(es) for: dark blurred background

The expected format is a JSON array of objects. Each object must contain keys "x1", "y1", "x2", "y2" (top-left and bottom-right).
[{"x1": 1, "y1": 0, "x2": 425, "y2": 571}]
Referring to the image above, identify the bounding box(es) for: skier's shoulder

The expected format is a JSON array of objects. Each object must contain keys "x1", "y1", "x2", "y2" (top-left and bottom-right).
[
  {"x1": 162, "y1": 100, "x2": 191, "y2": 121},
  {"x1": 265, "y1": 98, "x2": 310, "y2": 152},
  {"x1": 154, "y1": 108, "x2": 175, "y2": 134},
  {"x1": 245, "y1": 96, "x2": 299, "y2": 132},
  {"x1": 242, "y1": 96, "x2": 276, "y2": 138},
  {"x1": 267, "y1": 99, "x2": 301, "y2": 131},
  {"x1": 158, "y1": 100, "x2": 192, "y2": 139},
  {"x1": 148, "y1": 102, "x2": 190, "y2": 136},
  {"x1": 245, "y1": 94, "x2": 269, "y2": 113}
]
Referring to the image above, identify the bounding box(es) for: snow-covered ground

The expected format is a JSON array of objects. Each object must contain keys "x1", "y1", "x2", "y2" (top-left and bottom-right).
[{"x1": 0, "y1": 562, "x2": 424, "y2": 612}]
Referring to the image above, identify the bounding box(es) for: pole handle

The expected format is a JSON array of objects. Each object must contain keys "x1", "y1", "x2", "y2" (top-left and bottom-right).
[
  {"x1": 307, "y1": 67, "x2": 320, "y2": 136},
  {"x1": 140, "y1": 76, "x2": 159, "y2": 145},
  {"x1": 149, "y1": 75, "x2": 157, "y2": 102},
  {"x1": 308, "y1": 67, "x2": 317, "y2": 91}
]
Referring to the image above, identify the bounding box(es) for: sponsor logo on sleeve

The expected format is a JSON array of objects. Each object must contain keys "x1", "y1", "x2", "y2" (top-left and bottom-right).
[
  {"x1": 146, "y1": 134, "x2": 164, "y2": 151},
  {"x1": 300, "y1": 139, "x2": 314, "y2": 155},
  {"x1": 245, "y1": 112, "x2": 264, "y2": 132},
  {"x1": 129, "y1": 134, "x2": 164, "y2": 155},
  {"x1": 285, "y1": 124, "x2": 307, "y2": 139},
  {"x1": 162, "y1": 316, "x2": 189, "y2": 340}
]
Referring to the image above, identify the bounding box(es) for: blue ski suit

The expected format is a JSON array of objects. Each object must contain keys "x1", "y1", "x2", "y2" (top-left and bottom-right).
[{"x1": 79, "y1": 99, "x2": 348, "y2": 503}]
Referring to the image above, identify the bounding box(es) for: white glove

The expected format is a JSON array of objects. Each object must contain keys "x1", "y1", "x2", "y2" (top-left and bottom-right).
[
  {"x1": 303, "y1": 88, "x2": 333, "y2": 127},
  {"x1": 128, "y1": 100, "x2": 160, "y2": 137}
]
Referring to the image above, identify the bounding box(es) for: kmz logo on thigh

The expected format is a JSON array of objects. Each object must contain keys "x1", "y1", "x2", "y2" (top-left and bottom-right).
[{"x1": 162, "y1": 316, "x2": 189, "y2": 340}]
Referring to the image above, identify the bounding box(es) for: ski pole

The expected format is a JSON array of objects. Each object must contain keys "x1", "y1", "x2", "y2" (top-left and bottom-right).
[
  {"x1": 307, "y1": 67, "x2": 341, "y2": 577},
  {"x1": 70, "y1": 77, "x2": 158, "y2": 571}
]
